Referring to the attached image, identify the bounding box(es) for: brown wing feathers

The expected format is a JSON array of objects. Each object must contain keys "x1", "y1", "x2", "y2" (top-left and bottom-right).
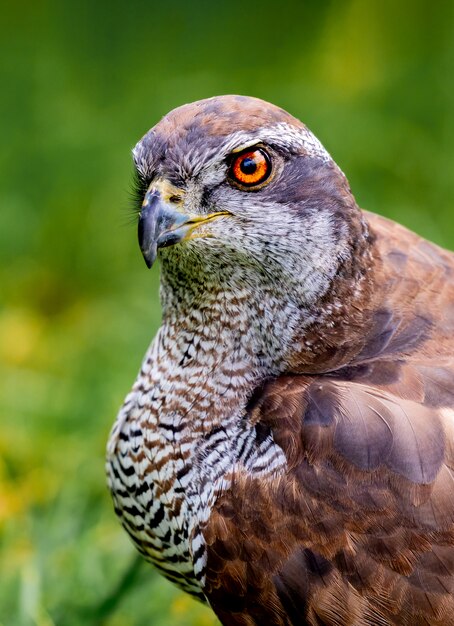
[
  {"x1": 205, "y1": 376, "x2": 454, "y2": 624},
  {"x1": 203, "y1": 216, "x2": 454, "y2": 625}
]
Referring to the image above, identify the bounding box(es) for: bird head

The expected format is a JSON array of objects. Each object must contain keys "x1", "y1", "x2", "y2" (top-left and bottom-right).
[{"x1": 133, "y1": 95, "x2": 368, "y2": 309}]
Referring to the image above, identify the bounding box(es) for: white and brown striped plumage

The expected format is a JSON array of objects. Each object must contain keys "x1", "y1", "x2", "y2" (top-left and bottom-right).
[{"x1": 107, "y1": 95, "x2": 454, "y2": 625}]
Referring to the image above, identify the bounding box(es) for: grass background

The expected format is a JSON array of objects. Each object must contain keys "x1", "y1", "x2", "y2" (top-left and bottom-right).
[{"x1": 0, "y1": 0, "x2": 453, "y2": 624}]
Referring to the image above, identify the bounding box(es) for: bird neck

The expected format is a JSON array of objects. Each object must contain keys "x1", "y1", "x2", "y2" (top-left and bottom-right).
[
  {"x1": 146, "y1": 259, "x2": 306, "y2": 437},
  {"x1": 158, "y1": 278, "x2": 294, "y2": 382},
  {"x1": 159, "y1": 260, "x2": 308, "y2": 376},
  {"x1": 152, "y1": 225, "x2": 378, "y2": 438}
]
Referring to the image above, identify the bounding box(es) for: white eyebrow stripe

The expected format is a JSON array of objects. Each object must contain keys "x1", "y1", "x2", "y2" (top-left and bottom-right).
[{"x1": 220, "y1": 122, "x2": 333, "y2": 164}]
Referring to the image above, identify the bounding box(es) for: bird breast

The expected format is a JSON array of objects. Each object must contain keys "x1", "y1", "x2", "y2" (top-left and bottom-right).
[{"x1": 106, "y1": 318, "x2": 288, "y2": 599}]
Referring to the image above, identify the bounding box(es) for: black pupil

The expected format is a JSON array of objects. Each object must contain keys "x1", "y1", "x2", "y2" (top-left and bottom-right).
[{"x1": 240, "y1": 156, "x2": 257, "y2": 175}]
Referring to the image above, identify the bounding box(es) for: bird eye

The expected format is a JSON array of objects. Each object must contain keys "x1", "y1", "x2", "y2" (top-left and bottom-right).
[{"x1": 229, "y1": 148, "x2": 272, "y2": 188}]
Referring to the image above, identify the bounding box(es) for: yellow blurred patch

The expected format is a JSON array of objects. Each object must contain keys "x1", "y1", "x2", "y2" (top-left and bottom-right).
[
  {"x1": 171, "y1": 593, "x2": 219, "y2": 624},
  {"x1": 0, "y1": 480, "x2": 23, "y2": 523},
  {"x1": 316, "y1": 0, "x2": 384, "y2": 97},
  {"x1": 171, "y1": 594, "x2": 193, "y2": 616},
  {"x1": 0, "y1": 453, "x2": 58, "y2": 524},
  {"x1": 0, "y1": 308, "x2": 44, "y2": 366}
]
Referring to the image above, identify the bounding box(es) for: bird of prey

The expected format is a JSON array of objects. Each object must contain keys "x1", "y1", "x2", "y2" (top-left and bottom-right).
[{"x1": 106, "y1": 95, "x2": 454, "y2": 625}]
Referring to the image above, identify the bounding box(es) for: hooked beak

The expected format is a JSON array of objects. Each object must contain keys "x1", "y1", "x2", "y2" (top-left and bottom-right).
[{"x1": 138, "y1": 186, "x2": 229, "y2": 268}]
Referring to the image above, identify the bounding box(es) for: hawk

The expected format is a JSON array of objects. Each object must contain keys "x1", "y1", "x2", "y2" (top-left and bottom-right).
[{"x1": 107, "y1": 95, "x2": 454, "y2": 625}]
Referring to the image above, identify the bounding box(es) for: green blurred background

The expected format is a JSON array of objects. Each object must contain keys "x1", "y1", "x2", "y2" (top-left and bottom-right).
[{"x1": 0, "y1": 0, "x2": 453, "y2": 624}]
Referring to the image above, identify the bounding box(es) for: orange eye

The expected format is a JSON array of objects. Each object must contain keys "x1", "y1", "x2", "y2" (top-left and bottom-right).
[{"x1": 229, "y1": 148, "x2": 271, "y2": 187}]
